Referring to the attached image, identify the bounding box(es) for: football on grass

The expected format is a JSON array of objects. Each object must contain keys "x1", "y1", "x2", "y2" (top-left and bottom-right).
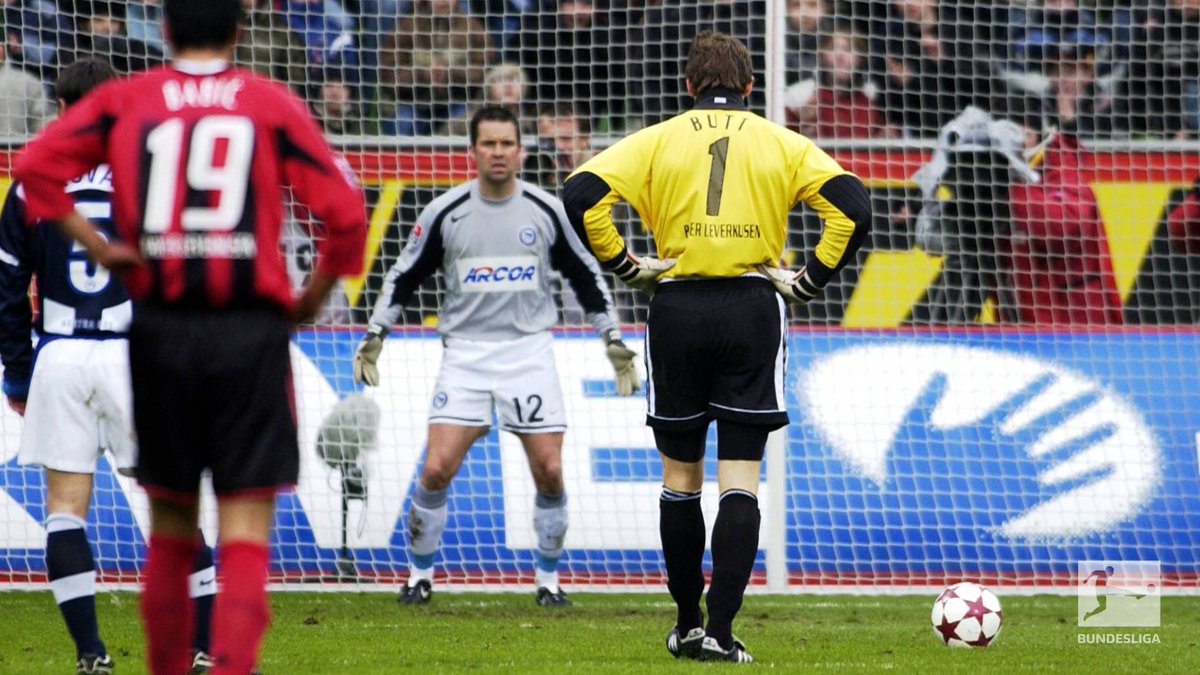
[{"x1": 931, "y1": 582, "x2": 1003, "y2": 648}]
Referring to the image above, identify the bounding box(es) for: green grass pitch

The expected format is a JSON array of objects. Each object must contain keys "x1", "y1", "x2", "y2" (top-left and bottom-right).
[{"x1": 1, "y1": 592, "x2": 1197, "y2": 673}]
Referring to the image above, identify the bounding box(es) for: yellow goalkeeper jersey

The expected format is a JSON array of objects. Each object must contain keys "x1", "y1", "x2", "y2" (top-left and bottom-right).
[{"x1": 564, "y1": 91, "x2": 861, "y2": 281}]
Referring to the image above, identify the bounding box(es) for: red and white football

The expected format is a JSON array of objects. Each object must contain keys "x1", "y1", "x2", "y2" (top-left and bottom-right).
[{"x1": 931, "y1": 582, "x2": 1003, "y2": 648}]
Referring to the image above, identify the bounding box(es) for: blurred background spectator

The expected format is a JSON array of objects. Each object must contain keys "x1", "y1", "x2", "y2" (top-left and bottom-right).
[
  {"x1": 0, "y1": 0, "x2": 1186, "y2": 144},
  {"x1": 70, "y1": 0, "x2": 164, "y2": 74},
  {"x1": 3, "y1": 0, "x2": 72, "y2": 84},
  {"x1": 1167, "y1": 176, "x2": 1200, "y2": 254},
  {"x1": 380, "y1": 0, "x2": 492, "y2": 135},
  {"x1": 1004, "y1": 132, "x2": 1123, "y2": 325},
  {"x1": 236, "y1": 0, "x2": 310, "y2": 97},
  {"x1": 0, "y1": 0, "x2": 1186, "y2": 329},
  {"x1": 861, "y1": 0, "x2": 1019, "y2": 137},
  {"x1": 441, "y1": 62, "x2": 537, "y2": 137},
  {"x1": 0, "y1": 33, "x2": 51, "y2": 137},
  {"x1": 471, "y1": 0, "x2": 552, "y2": 64},
  {"x1": 354, "y1": 0, "x2": 405, "y2": 97},
  {"x1": 124, "y1": 0, "x2": 162, "y2": 55},
  {"x1": 784, "y1": 23, "x2": 896, "y2": 139},
  {"x1": 524, "y1": 102, "x2": 591, "y2": 190},
  {"x1": 1122, "y1": 0, "x2": 1200, "y2": 139},
  {"x1": 519, "y1": 0, "x2": 627, "y2": 133},
  {"x1": 1036, "y1": 33, "x2": 1119, "y2": 139},
  {"x1": 906, "y1": 108, "x2": 1121, "y2": 325},
  {"x1": 786, "y1": 0, "x2": 828, "y2": 85},
  {"x1": 281, "y1": 0, "x2": 359, "y2": 76},
  {"x1": 311, "y1": 59, "x2": 362, "y2": 135},
  {"x1": 631, "y1": 0, "x2": 768, "y2": 124},
  {"x1": 1006, "y1": 0, "x2": 1116, "y2": 78}
]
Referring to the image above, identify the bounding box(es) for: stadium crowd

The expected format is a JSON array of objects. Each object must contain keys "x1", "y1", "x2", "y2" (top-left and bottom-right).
[
  {"x1": 0, "y1": 0, "x2": 1197, "y2": 141},
  {"x1": 4, "y1": 0, "x2": 1200, "y2": 329}
]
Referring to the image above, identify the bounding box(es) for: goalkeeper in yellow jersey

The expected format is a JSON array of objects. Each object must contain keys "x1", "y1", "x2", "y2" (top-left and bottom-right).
[{"x1": 563, "y1": 31, "x2": 871, "y2": 663}]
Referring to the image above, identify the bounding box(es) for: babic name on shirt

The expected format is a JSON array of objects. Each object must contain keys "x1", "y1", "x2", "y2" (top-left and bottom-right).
[
  {"x1": 682, "y1": 222, "x2": 762, "y2": 239},
  {"x1": 139, "y1": 233, "x2": 258, "y2": 259}
]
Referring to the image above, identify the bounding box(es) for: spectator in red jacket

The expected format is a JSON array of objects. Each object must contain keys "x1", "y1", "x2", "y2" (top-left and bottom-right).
[
  {"x1": 1167, "y1": 178, "x2": 1200, "y2": 254},
  {"x1": 1003, "y1": 133, "x2": 1123, "y2": 325},
  {"x1": 785, "y1": 24, "x2": 897, "y2": 139},
  {"x1": 908, "y1": 108, "x2": 1122, "y2": 326}
]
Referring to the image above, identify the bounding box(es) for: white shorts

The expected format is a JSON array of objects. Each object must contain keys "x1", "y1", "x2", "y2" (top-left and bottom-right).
[
  {"x1": 430, "y1": 332, "x2": 566, "y2": 434},
  {"x1": 17, "y1": 338, "x2": 135, "y2": 474}
]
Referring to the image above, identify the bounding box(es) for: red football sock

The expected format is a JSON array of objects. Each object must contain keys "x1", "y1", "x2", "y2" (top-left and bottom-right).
[
  {"x1": 212, "y1": 541, "x2": 271, "y2": 675},
  {"x1": 141, "y1": 534, "x2": 198, "y2": 675}
]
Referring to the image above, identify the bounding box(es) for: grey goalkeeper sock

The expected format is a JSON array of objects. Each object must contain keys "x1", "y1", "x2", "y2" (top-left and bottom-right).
[{"x1": 408, "y1": 482, "x2": 448, "y2": 571}]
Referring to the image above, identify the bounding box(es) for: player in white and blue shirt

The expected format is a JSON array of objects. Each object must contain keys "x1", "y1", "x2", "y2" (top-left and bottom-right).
[
  {"x1": 0, "y1": 58, "x2": 217, "y2": 675},
  {"x1": 353, "y1": 106, "x2": 638, "y2": 606},
  {"x1": 366, "y1": 175, "x2": 619, "y2": 343}
]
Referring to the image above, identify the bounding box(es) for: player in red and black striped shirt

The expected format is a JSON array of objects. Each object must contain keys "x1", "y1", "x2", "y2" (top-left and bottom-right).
[{"x1": 14, "y1": 2, "x2": 366, "y2": 673}]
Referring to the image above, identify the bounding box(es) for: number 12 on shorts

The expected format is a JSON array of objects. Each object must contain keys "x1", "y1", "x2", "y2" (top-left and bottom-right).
[{"x1": 512, "y1": 394, "x2": 544, "y2": 424}]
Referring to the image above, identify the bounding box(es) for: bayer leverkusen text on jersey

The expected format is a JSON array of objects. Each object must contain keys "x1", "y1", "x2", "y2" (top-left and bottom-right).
[{"x1": 14, "y1": 63, "x2": 367, "y2": 311}]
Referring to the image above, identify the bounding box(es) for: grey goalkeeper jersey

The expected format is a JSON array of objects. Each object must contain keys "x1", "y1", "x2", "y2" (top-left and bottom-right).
[{"x1": 369, "y1": 179, "x2": 618, "y2": 341}]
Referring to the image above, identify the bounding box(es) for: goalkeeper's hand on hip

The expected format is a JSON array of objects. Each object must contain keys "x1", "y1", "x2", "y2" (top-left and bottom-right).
[
  {"x1": 611, "y1": 252, "x2": 676, "y2": 297},
  {"x1": 756, "y1": 264, "x2": 825, "y2": 305},
  {"x1": 353, "y1": 327, "x2": 386, "y2": 387},
  {"x1": 604, "y1": 331, "x2": 641, "y2": 396}
]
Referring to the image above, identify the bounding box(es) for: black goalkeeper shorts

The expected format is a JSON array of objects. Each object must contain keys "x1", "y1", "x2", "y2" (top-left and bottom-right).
[
  {"x1": 130, "y1": 304, "x2": 299, "y2": 501},
  {"x1": 645, "y1": 277, "x2": 789, "y2": 432}
]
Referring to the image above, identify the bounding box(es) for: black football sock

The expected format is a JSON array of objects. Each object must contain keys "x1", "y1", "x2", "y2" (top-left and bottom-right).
[
  {"x1": 705, "y1": 490, "x2": 760, "y2": 650},
  {"x1": 46, "y1": 514, "x2": 106, "y2": 658},
  {"x1": 660, "y1": 487, "x2": 706, "y2": 633}
]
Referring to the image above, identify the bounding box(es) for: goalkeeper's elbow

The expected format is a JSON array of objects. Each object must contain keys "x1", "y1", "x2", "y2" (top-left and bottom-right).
[
  {"x1": 562, "y1": 171, "x2": 615, "y2": 251},
  {"x1": 820, "y1": 174, "x2": 873, "y2": 263},
  {"x1": 562, "y1": 172, "x2": 610, "y2": 225}
]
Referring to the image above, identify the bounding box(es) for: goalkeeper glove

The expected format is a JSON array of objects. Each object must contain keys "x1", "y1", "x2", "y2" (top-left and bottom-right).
[
  {"x1": 609, "y1": 252, "x2": 676, "y2": 297},
  {"x1": 353, "y1": 326, "x2": 386, "y2": 387},
  {"x1": 756, "y1": 264, "x2": 825, "y2": 305},
  {"x1": 603, "y1": 331, "x2": 640, "y2": 396}
]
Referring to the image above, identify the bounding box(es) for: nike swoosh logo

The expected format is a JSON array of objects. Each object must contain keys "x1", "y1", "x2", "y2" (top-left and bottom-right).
[
  {"x1": 199, "y1": 578, "x2": 214, "y2": 586},
  {"x1": 450, "y1": 212, "x2": 468, "y2": 223}
]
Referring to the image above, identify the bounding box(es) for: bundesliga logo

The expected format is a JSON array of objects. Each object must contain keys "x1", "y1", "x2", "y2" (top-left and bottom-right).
[{"x1": 1077, "y1": 561, "x2": 1161, "y2": 629}]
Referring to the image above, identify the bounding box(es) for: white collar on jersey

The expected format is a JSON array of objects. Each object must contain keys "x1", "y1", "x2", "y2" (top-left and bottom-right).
[{"x1": 172, "y1": 59, "x2": 231, "y2": 76}]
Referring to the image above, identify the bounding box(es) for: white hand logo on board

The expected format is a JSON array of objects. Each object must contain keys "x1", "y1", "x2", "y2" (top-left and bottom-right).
[{"x1": 800, "y1": 343, "x2": 1160, "y2": 539}]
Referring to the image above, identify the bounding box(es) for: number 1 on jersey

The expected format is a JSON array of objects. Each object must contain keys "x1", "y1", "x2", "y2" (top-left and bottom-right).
[{"x1": 706, "y1": 136, "x2": 730, "y2": 216}]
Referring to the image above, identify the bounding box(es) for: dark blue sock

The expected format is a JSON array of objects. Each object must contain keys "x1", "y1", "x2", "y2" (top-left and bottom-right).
[
  {"x1": 190, "y1": 532, "x2": 216, "y2": 653},
  {"x1": 46, "y1": 514, "x2": 105, "y2": 658}
]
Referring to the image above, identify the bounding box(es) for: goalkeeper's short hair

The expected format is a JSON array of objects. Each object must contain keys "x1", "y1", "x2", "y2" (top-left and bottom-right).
[{"x1": 685, "y1": 31, "x2": 753, "y2": 96}]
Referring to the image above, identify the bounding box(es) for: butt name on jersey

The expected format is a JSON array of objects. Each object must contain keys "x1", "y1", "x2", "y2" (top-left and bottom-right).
[
  {"x1": 162, "y1": 77, "x2": 245, "y2": 111},
  {"x1": 457, "y1": 256, "x2": 539, "y2": 292}
]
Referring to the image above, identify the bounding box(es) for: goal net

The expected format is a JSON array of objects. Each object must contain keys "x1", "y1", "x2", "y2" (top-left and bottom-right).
[{"x1": 1, "y1": 0, "x2": 1198, "y2": 594}]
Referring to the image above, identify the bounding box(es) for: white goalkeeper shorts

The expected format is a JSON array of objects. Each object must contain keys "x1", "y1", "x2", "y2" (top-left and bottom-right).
[
  {"x1": 18, "y1": 338, "x2": 135, "y2": 475},
  {"x1": 430, "y1": 332, "x2": 567, "y2": 434}
]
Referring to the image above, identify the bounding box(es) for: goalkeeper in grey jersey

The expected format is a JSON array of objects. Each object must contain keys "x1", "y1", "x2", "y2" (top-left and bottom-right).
[{"x1": 353, "y1": 107, "x2": 636, "y2": 606}]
